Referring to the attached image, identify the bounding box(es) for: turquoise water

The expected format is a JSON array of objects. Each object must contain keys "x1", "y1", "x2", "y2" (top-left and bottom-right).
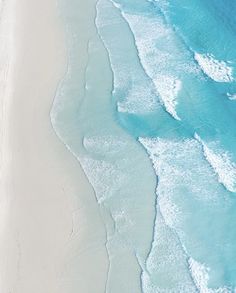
[{"x1": 52, "y1": 0, "x2": 236, "y2": 292}]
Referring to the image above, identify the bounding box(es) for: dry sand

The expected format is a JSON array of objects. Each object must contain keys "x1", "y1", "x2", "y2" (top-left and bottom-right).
[{"x1": 0, "y1": 0, "x2": 108, "y2": 292}]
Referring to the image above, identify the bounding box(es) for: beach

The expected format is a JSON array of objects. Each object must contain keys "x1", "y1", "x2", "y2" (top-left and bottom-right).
[
  {"x1": 0, "y1": 0, "x2": 108, "y2": 292},
  {"x1": 1, "y1": 0, "x2": 236, "y2": 291}
]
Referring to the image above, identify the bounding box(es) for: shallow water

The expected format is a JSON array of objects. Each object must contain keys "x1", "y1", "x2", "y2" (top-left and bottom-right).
[{"x1": 52, "y1": 0, "x2": 236, "y2": 292}]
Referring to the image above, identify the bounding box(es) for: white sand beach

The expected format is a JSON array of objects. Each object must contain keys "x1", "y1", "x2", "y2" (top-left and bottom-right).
[{"x1": 0, "y1": 0, "x2": 108, "y2": 292}]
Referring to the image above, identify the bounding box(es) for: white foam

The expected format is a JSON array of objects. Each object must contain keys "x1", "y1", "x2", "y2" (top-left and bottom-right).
[
  {"x1": 188, "y1": 258, "x2": 210, "y2": 293},
  {"x1": 153, "y1": 75, "x2": 181, "y2": 120},
  {"x1": 151, "y1": 0, "x2": 169, "y2": 11},
  {"x1": 117, "y1": 82, "x2": 159, "y2": 114},
  {"x1": 142, "y1": 211, "x2": 197, "y2": 293},
  {"x1": 158, "y1": 195, "x2": 180, "y2": 229},
  {"x1": 121, "y1": 13, "x2": 183, "y2": 120},
  {"x1": 227, "y1": 93, "x2": 236, "y2": 101},
  {"x1": 188, "y1": 258, "x2": 230, "y2": 293},
  {"x1": 83, "y1": 135, "x2": 127, "y2": 155},
  {"x1": 195, "y1": 134, "x2": 236, "y2": 193},
  {"x1": 80, "y1": 157, "x2": 123, "y2": 204},
  {"x1": 194, "y1": 53, "x2": 234, "y2": 82},
  {"x1": 119, "y1": 11, "x2": 200, "y2": 121},
  {"x1": 139, "y1": 136, "x2": 219, "y2": 202},
  {"x1": 96, "y1": 0, "x2": 160, "y2": 115},
  {"x1": 139, "y1": 137, "x2": 200, "y2": 291},
  {"x1": 139, "y1": 136, "x2": 235, "y2": 292}
]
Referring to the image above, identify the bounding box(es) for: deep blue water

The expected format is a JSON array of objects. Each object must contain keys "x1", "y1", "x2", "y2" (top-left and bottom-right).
[{"x1": 52, "y1": 0, "x2": 236, "y2": 291}]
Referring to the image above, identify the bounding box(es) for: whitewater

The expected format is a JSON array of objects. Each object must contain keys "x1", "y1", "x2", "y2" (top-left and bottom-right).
[{"x1": 51, "y1": 0, "x2": 236, "y2": 291}]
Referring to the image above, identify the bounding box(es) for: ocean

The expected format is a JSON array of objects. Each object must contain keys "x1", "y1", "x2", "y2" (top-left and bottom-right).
[{"x1": 52, "y1": 0, "x2": 236, "y2": 291}]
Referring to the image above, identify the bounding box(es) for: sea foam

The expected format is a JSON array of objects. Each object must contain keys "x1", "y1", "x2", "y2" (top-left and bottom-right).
[
  {"x1": 227, "y1": 93, "x2": 236, "y2": 100},
  {"x1": 80, "y1": 157, "x2": 120, "y2": 204},
  {"x1": 195, "y1": 134, "x2": 236, "y2": 193},
  {"x1": 188, "y1": 258, "x2": 231, "y2": 293},
  {"x1": 153, "y1": 75, "x2": 182, "y2": 121},
  {"x1": 83, "y1": 135, "x2": 128, "y2": 156},
  {"x1": 138, "y1": 136, "x2": 235, "y2": 291},
  {"x1": 116, "y1": 83, "x2": 159, "y2": 114},
  {"x1": 138, "y1": 136, "x2": 223, "y2": 292},
  {"x1": 142, "y1": 214, "x2": 197, "y2": 293},
  {"x1": 188, "y1": 258, "x2": 211, "y2": 293},
  {"x1": 96, "y1": 0, "x2": 159, "y2": 115},
  {"x1": 194, "y1": 53, "x2": 234, "y2": 82},
  {"x1": 139, "y1": 137, "x2": 205, "y2": 292},
  {"x1": 139, "y1": 136, "x2": 220, "y2": 203},
  {"x1": 121, "y1": 12, "x2": 183, "y2": 120}
]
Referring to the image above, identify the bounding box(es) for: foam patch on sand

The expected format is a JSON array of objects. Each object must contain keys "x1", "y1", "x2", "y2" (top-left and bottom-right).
[
  {"x1": 194, "y1": 53, "x2": 234, "y2": 82},
  {"x1": 80, "y1": 157, "x2": 124, "y2": 204},
  {"x1": 195, "y1": 134, "x2": 236, "y2": 193},
  {"x1": 83, "y1": 135, "x2": 128, "y2": 155}
]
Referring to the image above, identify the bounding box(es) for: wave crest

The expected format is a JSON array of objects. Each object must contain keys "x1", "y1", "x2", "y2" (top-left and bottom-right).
[
  {"x1": 194, "y1": 53, "x2": 234, "y2": 82},
  {"x1": 195, "y1": 134, "x2": 236, "y2": 193}
]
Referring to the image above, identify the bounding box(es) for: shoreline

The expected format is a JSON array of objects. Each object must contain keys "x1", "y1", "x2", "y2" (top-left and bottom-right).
[{"x1": 0, "y1": 0, "x2": 108, "y2": 292}]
